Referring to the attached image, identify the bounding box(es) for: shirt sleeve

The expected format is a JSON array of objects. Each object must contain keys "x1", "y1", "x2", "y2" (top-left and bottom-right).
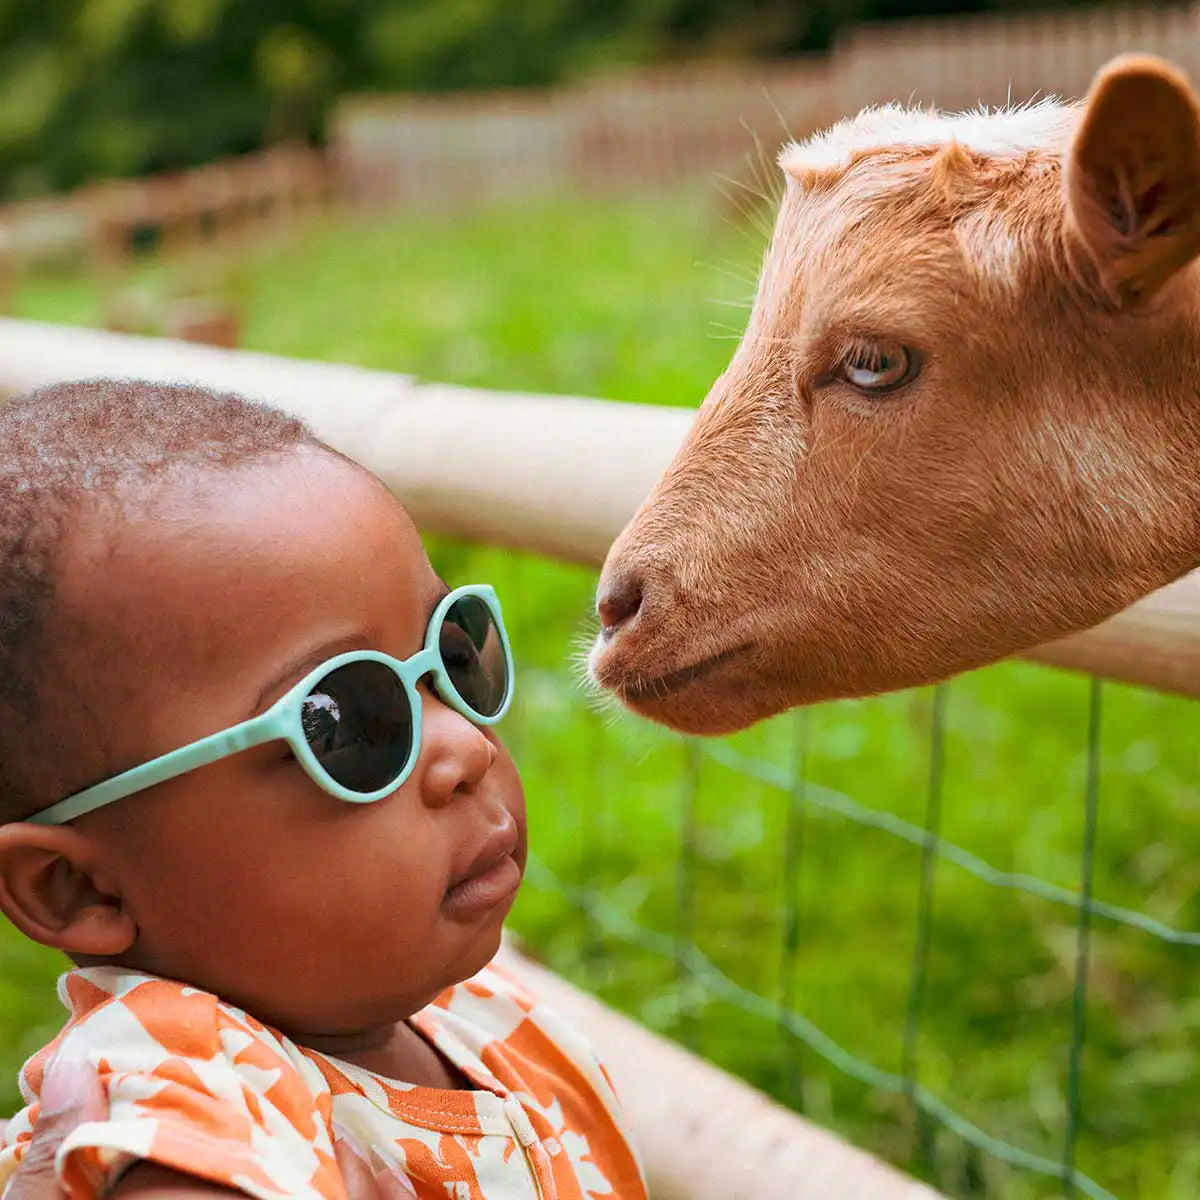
[{"x1": 25, "y1": 976, "x2": 347, "y2": 1200}]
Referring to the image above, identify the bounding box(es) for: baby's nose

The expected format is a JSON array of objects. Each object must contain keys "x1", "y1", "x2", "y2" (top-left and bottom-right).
[{"x1": 419, "y1": 691, "x2": 496, "y2": 803}]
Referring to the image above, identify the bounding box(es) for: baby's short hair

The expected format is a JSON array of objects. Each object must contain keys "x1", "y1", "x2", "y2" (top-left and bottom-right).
[{"x1": 0, "y1": 379, "x2": 322, "y2": 821}]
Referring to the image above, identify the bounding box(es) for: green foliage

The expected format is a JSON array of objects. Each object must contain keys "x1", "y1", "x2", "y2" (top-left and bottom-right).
[
  {"x1": 0, "y1": 0, "x2": 352, "y2": 196},
  {"x1": 0, "y1": 0, "x2": 1131, "y2": 198}
]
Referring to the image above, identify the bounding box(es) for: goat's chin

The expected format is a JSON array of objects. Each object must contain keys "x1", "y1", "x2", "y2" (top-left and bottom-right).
[{"x1": 590, "y1": 643, "x2": 790, "y2": 735}]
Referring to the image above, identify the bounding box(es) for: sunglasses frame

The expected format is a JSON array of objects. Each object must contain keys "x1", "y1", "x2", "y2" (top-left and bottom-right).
[{"x1": 30, "y1": 584, "x2": 514, "y2": 827}]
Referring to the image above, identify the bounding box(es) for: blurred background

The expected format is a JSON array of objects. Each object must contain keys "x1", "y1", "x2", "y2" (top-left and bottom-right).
[{"x1": 0, "y1": 3, "x2": 1198, "y2": 1199}]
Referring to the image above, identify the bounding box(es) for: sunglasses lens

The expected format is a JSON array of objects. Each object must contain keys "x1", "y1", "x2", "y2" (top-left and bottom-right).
[
  {"x1": 301, "y1": 660, "x2": 412, "y2": 795},
  {"x1": 439, "y1": 595, "x2": 509, "y2": 719}
]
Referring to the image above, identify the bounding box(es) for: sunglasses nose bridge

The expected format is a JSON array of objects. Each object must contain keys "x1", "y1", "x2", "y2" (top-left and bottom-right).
[{"x1": 400, "y1": 648, "x2": 443, "y2": 694}]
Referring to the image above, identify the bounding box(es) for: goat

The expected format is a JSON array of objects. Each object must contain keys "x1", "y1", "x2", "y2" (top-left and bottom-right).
[{"x1": 591, "y1": 55, "x2": 1200, "y2": 735}]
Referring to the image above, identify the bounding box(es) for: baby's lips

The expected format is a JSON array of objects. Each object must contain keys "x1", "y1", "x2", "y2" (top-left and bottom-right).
[{"x1": 448, "y1": 810, "x2": 521, "y2": 892}]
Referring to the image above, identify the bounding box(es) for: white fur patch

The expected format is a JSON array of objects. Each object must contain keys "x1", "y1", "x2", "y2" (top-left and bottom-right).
[
  {"x1": 781, "y1": 99, "x2": 1079, "y2": 174},
  {"x1": 955, "y1": 207, "x2": 1023, "y2": 287}
]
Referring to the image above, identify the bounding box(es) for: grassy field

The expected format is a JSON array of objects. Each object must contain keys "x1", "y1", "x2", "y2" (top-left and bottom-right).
[{"x1": 5, "y1": 192, "x2": 1199, "y2": 1199}]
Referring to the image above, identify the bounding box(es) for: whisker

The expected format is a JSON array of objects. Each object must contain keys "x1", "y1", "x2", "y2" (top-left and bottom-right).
[
  {"x1": 714, "y1": 165, "x2": 779, "y2": 236},
  {"x1": 717, "y1": 203, "x2": 777, "y2": 245},
  {"x1": 762, "y1": 88, "x2": 798, "y2": 147},
  {"x1": 714, "y1": 170, "x2": 775, "y2": 209},
  {"x1": 697, "y1": 259, "x2": 760, "y2": 287},
  {"x1": 741, "y1": 117, "x2": 786, "y2": 209}
]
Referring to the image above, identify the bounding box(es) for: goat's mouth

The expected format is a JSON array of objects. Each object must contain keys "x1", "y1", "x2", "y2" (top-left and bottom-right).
[
  {"x1": 593, "y1": 636, "x2": 778, "y2": 735},
  {"x1": 608, "y1": 642, "x2": 754, "y2": 702}
]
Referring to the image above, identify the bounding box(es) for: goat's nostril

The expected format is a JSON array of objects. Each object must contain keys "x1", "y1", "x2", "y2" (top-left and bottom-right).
[{"x1": 597, "y1": 576, "x2": 643, "y2": 634}]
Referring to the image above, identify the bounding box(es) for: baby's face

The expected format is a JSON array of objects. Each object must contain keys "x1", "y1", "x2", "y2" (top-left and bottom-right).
[{"x1": 56, "y1": 447, "x2": 526, "y2": 1038}]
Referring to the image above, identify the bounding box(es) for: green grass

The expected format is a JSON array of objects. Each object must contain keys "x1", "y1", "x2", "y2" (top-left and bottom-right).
[{"x1": 7, "y1": 192, "x2": 1200, "y2": 1199}]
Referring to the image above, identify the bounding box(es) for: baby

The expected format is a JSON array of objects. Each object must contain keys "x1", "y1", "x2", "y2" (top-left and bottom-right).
[{"x1": 0, "y1": 381, "x2": 646, "y2": 1199}]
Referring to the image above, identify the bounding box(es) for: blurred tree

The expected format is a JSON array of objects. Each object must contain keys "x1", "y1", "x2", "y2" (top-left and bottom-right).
[
  {"x1": 0, "y1": 0, "x2": 359, "y2": 196},
  {"x1": 0, "y1": 0, "x2": 1143, "y2": 197}
]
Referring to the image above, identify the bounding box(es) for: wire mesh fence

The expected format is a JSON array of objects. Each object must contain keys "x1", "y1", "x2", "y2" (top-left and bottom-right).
[{"x1": 442, "y1": 539, "x2": 1200, "y2": 1200}]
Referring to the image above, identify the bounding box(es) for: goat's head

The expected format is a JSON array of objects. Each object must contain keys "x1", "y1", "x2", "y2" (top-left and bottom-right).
[{"x1": 591, "y1": 55, "x2": 1200, "y2": 735}]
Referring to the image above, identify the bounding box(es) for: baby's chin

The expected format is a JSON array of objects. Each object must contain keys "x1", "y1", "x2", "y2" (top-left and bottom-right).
[
  {"x1": 452, "y1": 880, "x2": 523, "y2": 982},
  {"x1": 350, "y1": 893, "x2": 524, "y2": 1022},
  {"x1": 461, "y1": 920, "x2": 509, "y2": 983},
  {"x1": 396, "y1": 919, "x2": 510, "y2": 1019}
]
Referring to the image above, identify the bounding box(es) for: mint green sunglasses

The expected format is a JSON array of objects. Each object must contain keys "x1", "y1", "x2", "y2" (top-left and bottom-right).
[{"x1": 32, "y1": 584, "x2": 514, "y2": 827}]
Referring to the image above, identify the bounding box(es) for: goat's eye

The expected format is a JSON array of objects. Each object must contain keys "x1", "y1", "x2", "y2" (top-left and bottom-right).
[{"x1": 837, "y1": 341, "x2": 920, "y2": 394}]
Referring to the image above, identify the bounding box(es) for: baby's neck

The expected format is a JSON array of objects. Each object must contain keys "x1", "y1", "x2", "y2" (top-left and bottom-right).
[{"x1": 301, "y1": 1019, "x2": 471, "y2": 1090}]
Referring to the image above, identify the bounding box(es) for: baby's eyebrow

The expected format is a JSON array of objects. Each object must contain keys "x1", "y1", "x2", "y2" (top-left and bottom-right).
[
  {"x1": 250, "y1": 583, "x2": 453, "y2": 716},
  {"x1": 250, "y1": 632, "x2": 372, "y2": 716}
]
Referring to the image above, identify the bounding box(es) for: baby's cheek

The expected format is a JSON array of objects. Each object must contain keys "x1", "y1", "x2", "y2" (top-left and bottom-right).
[
  {"x1": 310, "y1": 823, "x2": 449, "y2": 938},
  {"x1": 491, "y1": 742, "x2": 527, "y2": 823}
]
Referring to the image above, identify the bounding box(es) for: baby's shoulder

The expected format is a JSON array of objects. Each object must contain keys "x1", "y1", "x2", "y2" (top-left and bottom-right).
[
  {"x1": 3, "y1": 970, "x2": 341, "y2": 1200},
  {"x1": 60, "y1": 966, "x2": 228, "y2": 1027},
  {"x1": 23, "y1": 967, "x2": 305, "y2": 1102},
  {"x1": 62, "y1": 966, "x2": 275, "y2": 1049}
]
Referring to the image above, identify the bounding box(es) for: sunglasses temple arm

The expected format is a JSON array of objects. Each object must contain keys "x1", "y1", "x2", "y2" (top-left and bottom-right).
[{"x1": 29, "y1": 714, "x2": 280, "y2": 826}]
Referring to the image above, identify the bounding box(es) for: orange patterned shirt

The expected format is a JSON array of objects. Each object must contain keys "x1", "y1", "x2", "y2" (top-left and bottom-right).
[{"x1": 0, "y1": 963, "x2": 647, "y2": 1200}]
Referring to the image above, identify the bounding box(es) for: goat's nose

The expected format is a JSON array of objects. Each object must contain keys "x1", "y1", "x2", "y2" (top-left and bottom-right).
[{"x1": 597, "y1": 573, "x2": 643, "y2": 635}]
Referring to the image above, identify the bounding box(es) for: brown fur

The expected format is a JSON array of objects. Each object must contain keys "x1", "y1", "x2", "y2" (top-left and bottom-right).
[{"x1": 591, "y1": 55, "x2": 1200, "y2": 735}]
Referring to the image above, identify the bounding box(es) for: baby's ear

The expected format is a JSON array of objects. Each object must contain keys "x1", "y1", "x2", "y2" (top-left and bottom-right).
[
  {"x1": 0, "y1": 824, "x2": 135, "y2": 957},
  {"x1": 1066, "y1": 54, "x2": 1200, "y2": 305}
]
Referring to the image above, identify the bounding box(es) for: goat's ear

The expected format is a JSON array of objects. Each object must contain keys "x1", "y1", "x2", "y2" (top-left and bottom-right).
[{"x1": 1066, "y1": 55, "x2": 1200, "y2": 305}]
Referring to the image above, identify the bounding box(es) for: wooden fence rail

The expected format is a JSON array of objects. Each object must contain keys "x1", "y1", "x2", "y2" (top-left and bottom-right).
[
  {"x1": 0, "y1": 317, "x2": 1195, "y2": 700},
  {"x1": 0, "y1": 144, "x2": 342, "y2": 279}
]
